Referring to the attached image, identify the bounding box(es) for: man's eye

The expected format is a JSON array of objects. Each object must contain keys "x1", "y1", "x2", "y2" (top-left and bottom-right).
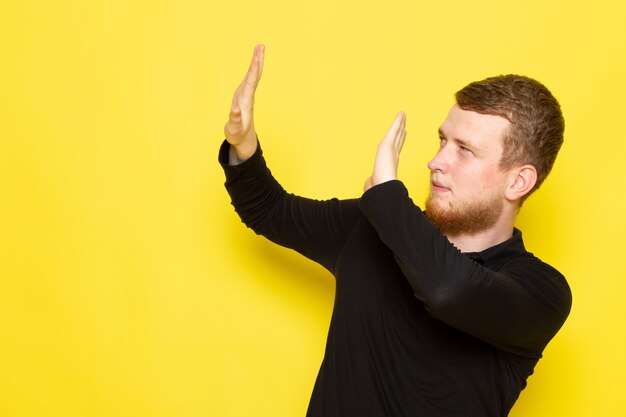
[{"x1": 439, "y1": 137, "x2": 446, "y2": 146}]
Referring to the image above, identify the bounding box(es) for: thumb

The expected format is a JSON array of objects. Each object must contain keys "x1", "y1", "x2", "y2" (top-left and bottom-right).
[{"x1": 364, "y1": 176, "x2": 373, "y2": 192}]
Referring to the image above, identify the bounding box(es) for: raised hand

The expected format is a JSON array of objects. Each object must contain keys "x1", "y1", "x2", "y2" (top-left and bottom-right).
[
  {"x1": 224, "y1": 44, "x2": 265, "y2": 164},
  {"x1": 364, "y1": 112, "x2": 407, "y2": 192}
]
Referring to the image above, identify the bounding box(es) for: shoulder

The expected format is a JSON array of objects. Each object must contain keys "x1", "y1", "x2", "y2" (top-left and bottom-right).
[
  {"x1": 505, "y1": 253, "x2": 569, "y2": 291},
  {"x1": 501, "y1": 254, "x2": 572, "y2": 321}
]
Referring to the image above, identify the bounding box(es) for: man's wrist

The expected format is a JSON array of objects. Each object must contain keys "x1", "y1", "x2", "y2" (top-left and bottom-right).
[{"x1": 228, "y1": 137, "x2": 258, "y2": 165}]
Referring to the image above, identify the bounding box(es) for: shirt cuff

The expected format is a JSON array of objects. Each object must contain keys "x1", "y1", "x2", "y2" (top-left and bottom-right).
[
  {"x1": 218, "y1": 139, "x2": 265, "y2": 182},
  {"x1": 359, "y1": 179, "x2": 409, "y2": 212}
]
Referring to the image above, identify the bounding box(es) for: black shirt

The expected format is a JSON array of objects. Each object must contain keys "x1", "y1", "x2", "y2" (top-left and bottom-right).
[{"x1": 220, "y1": 140, "x2": 572, "y2": 417}]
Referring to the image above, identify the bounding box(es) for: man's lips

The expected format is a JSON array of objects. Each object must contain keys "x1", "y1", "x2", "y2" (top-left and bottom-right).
[{"x1": 431, "y1": 180, "x2": 450, "y2": 193}]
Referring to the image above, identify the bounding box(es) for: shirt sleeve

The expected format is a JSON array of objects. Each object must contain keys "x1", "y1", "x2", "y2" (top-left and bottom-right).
[
  {"x1": 219, "y1": 139, "x2": 361, "y2": 273},
  {"x1": 359, "y1": 180, "x2": 572, "y2": 357}
]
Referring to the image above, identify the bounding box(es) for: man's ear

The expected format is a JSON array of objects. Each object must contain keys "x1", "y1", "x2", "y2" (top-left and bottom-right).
[{"x1": 505, "y1": 165, "x2": 537, "y2": 202}]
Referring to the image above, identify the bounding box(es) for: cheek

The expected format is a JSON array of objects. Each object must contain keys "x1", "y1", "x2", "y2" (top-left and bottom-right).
[
  {"x1": 480, "y1": 169, "x2": 510, "y2": 196},
  {"x1": 456, "y1": 165, "x2": 503, "y2": 195}
]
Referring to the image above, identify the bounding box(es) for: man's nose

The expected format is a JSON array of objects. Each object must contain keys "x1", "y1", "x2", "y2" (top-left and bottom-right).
[{"x1": 427, "y1": 148, "x2": 449, "y2": 173}]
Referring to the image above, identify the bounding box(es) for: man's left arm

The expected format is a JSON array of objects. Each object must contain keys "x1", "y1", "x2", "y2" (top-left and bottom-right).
[
  {"x1": 360, "y1": 179, "x2": 571, "y2": 357},
  {"x1": 360, "y1": 114, "x2": 571, "y2": 356}
]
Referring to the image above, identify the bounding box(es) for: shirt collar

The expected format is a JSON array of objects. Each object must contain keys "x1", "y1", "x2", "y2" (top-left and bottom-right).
[{"x1": 464, "y1": 228, "x2": 527, "y2": 265}]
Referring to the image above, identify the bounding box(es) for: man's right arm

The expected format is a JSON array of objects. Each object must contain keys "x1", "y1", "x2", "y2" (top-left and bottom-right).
[
  {"x1": 220, "y1": 45, "x2": 360, "y2": 272},
  {"x1": 219, "y1": 138, "x2": 360, "y2": 272}
]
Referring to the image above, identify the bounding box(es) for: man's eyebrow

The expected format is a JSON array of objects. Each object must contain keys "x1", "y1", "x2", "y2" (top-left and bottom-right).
[{"x1": 438, "y1": 128, "x2": 479, "y2": 150}]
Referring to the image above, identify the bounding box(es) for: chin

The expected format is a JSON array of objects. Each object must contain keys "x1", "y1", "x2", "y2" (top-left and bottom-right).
[{"x1": 424, "y1": 194, "x2": 503, "y2": 236}]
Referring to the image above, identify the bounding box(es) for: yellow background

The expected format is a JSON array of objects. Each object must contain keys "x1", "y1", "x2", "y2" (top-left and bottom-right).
[{"x1": 1, "y1": 0, "x2": 624, "y2": 416}]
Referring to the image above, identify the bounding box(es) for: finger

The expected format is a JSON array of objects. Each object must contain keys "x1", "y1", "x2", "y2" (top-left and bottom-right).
[
  {"x1": 225, "y1": 117, "x2": 241, "y2": 137},
  {"x1": 384, "y1": 112, "x2": 405, "y2": 144},
  {"x1": 392, "y1": 112, "x2": 405, "y2": 134},
  {"x1": 246, "y1": 44, "x2": 264, "y2": 87},
  {"x1": 364, "y1": 176, "x2": 373, "y2": 192},
  {"x1": 396, "y1": 113, "x2": 406, "y2": 148},
  {"x1": 398, "y1": 129, "x2": 407, "y2": 152},
  {"x1": 229, "y1": 105, "x2": 242, "y2": 123},
  {"x1": 256, "y1": 44, "x2": 265, "y2": 81},
  {"x1": 396, "y1": 111, "x2": 406, "y2": 130},
  {"x1": 241, "y1": 44, "x2": 265, "y2": 97},
  {"x1": 231, "y1": 85, "x2": 242, "y2": 110}
]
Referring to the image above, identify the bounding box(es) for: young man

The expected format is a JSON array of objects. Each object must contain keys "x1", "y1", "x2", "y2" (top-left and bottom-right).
[{"x1": 220, "y1": 45, "x2": 571, "y2": 417}]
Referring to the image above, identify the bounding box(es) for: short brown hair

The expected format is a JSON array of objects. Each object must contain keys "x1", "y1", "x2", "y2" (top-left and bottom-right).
[{"x1": 455, "y1": 75, "x2": 564, "y2": 200}]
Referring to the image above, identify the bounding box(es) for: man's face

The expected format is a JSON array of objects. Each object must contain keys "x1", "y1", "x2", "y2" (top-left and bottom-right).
[{"x1": 425, "y1": 104, "x2": 512, "y2": 236}]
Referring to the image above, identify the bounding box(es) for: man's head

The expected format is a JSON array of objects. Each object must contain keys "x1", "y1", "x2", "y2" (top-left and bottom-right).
[
  {"x1": 425, "y1": 75, "x2": 564, "y2": 236},
  {"x1": 455, "y1": 74, "x2": 564, "y2": 197}
]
